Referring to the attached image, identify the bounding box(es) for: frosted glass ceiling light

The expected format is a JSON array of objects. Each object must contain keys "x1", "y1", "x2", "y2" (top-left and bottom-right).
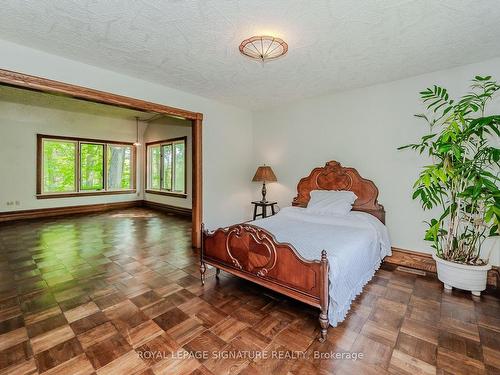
[{"x1": 239, "y1": 36, "x2": 288, "y2": 63}]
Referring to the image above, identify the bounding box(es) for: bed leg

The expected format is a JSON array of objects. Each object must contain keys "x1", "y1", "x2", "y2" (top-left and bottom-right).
[
  {"x1": 200, "y1": 223, "x2": 206, "y2": 285},
  {"x1": 215, "y1": 268, "x2": 220, "y2": 279},
  {"x1": 200, "y1": 262, "x2": 206, "y2": 285},
  {"x1": 319, "y1": 249, "x2": 329, "y2": 342},
  {"x1": 319, "y1": 312, "x2": 329, "y2": 342}
]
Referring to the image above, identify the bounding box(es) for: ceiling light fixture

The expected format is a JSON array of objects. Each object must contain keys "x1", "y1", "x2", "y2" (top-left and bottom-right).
[{"x1": 239, "y1": 35, "x2": 288, "y2": 63}]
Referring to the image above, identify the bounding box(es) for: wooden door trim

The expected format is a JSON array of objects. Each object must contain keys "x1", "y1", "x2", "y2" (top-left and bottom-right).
[
  {"x1": 0, "y1": 68, "x2": 203, "y2": 248},
  {"x1": 192, "y1": 117, "x2": 202, "y2": 248}
]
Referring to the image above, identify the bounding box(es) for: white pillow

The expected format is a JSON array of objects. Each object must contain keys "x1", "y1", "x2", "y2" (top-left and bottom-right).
[{"x1": 305, "y1": 190, "x2": 357, "y2": 215}]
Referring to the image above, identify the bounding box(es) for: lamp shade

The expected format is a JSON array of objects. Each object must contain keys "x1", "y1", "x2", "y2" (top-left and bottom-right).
[{"x1": 252, "y1": 166, "x2": 277, "y2": 182}]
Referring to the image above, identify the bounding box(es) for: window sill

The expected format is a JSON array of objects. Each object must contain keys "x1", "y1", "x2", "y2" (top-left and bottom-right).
[
  {"x1": 145, "y1": 190, "x2": 187, "y2": 198},
  {"x1": 36, "y1": 190, "x2": 137, "y2": 199}
]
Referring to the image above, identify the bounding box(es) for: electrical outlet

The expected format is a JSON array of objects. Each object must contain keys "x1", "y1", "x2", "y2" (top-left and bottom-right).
[{"x1": 15, "y1": 201, "x2": 20, "y2": 206}]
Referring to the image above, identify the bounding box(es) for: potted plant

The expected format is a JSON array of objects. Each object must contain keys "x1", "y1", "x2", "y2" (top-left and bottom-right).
[{"x1": 399, "y1": 76, "x2": 500, "y2": 296}]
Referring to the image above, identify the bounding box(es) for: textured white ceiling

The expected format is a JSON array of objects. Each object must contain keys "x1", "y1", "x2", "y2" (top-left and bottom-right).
[{"x1": 1, "y1": 0, "x2": 500, "y2": 109}]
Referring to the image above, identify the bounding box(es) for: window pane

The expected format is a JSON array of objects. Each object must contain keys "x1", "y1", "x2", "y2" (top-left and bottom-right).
[
  {"x1": 162, "y1": 144, "x2": 172, "y2": 190},
  {"x1": 43, "y1": 140, "x2": 76, "y2": 193},
  {"x1": 149, "y1": 145, "x2": 161, "y2": 189},
  {"x1": 80, "y1": 143, "x2": 104, "y2": 190},
  {"x1": 173, "y1": 141, "x2": 185, "y2": 192},
  {"x1": 107, "y1": 145, "x2": 132, "y2": 190}
]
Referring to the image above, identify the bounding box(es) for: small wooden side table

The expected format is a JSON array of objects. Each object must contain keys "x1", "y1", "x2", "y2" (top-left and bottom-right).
[{"x1": 252, "y1": 201, "x2": 278, "y2": 220}]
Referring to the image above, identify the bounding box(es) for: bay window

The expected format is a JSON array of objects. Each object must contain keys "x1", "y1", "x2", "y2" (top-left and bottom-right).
[{"x1": 37, "y1": 134, "x2": 135, "y2": 198}]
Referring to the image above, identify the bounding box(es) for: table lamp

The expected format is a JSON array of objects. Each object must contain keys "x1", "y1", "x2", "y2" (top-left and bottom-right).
[{"x1": 252, "y1": 165, "x2": 277, "y2": 203}]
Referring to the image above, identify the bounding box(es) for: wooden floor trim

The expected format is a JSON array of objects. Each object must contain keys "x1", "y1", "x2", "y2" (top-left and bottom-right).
[
  {"x1": 386, "y1": 247, "x2": 499, "y2": 288},
  {"x1": 0, "y1": 200, "x2": 193, "y2": 222},
  {"x1": 143, "y1": 200, "x2": 192, "y2": 218},
  {"x1": 0, "y1": 201, "x2": 142, "y2": 222},
  {"x1": 385, "y1": 247, "x2": 436, "y2": 272}
]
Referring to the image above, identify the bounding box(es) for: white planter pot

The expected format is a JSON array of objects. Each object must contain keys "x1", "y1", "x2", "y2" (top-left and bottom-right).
[{"x1": 432, "y1": 253, "x2": 491, "y2": 296}]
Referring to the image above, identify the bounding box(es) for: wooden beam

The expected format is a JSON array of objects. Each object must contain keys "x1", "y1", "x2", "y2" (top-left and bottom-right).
[{"x1": 0, "y1": 68, "x2": 202, "y2": 120}]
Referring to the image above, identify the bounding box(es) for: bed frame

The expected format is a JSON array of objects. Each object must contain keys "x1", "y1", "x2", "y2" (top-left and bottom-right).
[{"x1": 200, "y1": 161, "x2": 385, "y2": 342}]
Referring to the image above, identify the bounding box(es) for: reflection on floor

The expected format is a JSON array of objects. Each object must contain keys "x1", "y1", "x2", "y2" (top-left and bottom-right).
[{"x1": 0, "y1": 208, "x2": 498, "y2": 374}]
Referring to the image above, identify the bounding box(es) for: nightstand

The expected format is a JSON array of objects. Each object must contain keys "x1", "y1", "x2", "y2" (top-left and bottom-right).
[{"x1": 251, "y1": 201, "x2": 278, "y2": 220}]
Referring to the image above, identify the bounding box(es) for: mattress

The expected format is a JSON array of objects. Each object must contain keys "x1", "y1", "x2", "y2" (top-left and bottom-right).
[{"x1": 252, "y1": 206, "x2": 391, "y2": 326}]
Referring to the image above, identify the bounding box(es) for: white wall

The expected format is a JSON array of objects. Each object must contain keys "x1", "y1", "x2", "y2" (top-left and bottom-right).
[
  {"x1": 253, "y1": 57, "x2": 500, "y2": 265},
  {"x1": 0, "y1": 38, "x2": 254, "y2": 228},
  {"x1": 143, "y1": 117, "x2": 192, "y2": 209},
  {"x1": 0, "y1": 89, "x2": 141, "y2": 210}
]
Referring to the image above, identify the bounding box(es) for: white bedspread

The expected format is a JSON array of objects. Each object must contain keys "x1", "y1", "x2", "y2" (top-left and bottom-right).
[{"x1": 252, "y1": 206, "x2": 391, "y2": 326}]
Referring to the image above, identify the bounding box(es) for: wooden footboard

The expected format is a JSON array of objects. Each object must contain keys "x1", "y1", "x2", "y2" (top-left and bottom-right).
[{"x1": 200, "y1": 223, "x2": 330, "y2": 341}]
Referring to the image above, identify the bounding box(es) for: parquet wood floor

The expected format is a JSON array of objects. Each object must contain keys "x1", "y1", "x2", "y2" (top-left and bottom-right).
[{"x1": 0, "y1": 208, "x2": 498, "y2": 374}]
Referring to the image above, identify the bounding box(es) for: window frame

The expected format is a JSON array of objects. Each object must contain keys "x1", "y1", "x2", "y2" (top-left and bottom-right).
[
  {"x1": 37, "y1": 134, "x2": 136, "y2": 199},
  {"x1": 145, "y1": 136, "x2": 187, "y2": 198}
]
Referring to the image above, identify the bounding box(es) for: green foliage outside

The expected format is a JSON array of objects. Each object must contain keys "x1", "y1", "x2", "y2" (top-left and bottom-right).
[
  {"x1": 174, "y1": 142, "x2": 185, "y2": 192},
  {"x1": 43, "y1": 140, "x2": 76, "y2": 193},
  {"x1": 107, "y1": 145, "x2": 131, "y2": 189},
  {"x1": 399, "y1": 76, "x2": 500, "y2": 265},
  {"x1": 150, "y1": 145, "x2": 161, "y2": 189},
  {"x1": 80, "y1": 143, "x2": 104, "y2": 190},
  {"x1": 149, "y1": 141, "x2": 185, "y2": 193},
  {"x1": 162, "y1": 144, "x2": 172, "y2": 190},
  {"x1": 43, "y1": 140, "x2": 132, "y2": 193}
]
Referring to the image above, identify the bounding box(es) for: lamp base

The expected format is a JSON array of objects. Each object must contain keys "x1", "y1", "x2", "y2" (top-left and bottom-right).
[{"x1": 261, "y1": 181, "x2": 267, "y2": 203}]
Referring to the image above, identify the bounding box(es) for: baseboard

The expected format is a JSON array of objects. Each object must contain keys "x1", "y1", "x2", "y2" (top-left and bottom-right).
[
  {"x1": 0, "y1": 200, "x2": 142, "y2": 222},
  {"x1": 385, "y1": 248, "x2": 436, "y2": 272},
  {"x1": 0, "y1": 199, "x2": 193, "y2": 222},
  {"x1": 142, "y1": 200, "x2": 192, "y2": 217},
  {"x1": 385, "y1": 247, "x2": 499, "y2": 288}
]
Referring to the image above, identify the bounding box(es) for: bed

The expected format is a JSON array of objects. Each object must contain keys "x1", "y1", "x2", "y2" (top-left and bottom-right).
[{"x1": 200, "y1": 161, "x2": 390, "y2": 342}]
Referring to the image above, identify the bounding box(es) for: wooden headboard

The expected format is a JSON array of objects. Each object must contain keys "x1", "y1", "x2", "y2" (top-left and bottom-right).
[{"x1": 292, "y1": 161, "x2": 385, "y2": 223}]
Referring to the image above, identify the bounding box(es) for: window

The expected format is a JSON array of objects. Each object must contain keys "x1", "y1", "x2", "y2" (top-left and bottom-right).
[
  {"x1": 146, "y1": 137, "x2": 187, "y2": 196},
  {"x1": 42, "y1": 139, "x2": 77, "y2": 193},
  {"x1": 173, "y1": 142, "x2": 185, "y2": 192},
  {"x1": 107, "y1": 145, "x2": 132, "y2": 190},
  {"x1": 37, "y1": 135, "x2": 135, "y2": 198},
  {"x1": 162, "y1": 144, "x2": 173, "y2": 191},
  {"x1": 80, "y1": 143, "x2": 104, "y2": 191},
  {"x1": 148, "y1": 145, "x2": 161, "y2": 190}
]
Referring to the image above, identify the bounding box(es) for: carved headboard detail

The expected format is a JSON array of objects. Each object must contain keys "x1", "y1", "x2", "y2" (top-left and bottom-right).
[{"x1": 292, "y1": 161, "x2": 385, "y2": 223}]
